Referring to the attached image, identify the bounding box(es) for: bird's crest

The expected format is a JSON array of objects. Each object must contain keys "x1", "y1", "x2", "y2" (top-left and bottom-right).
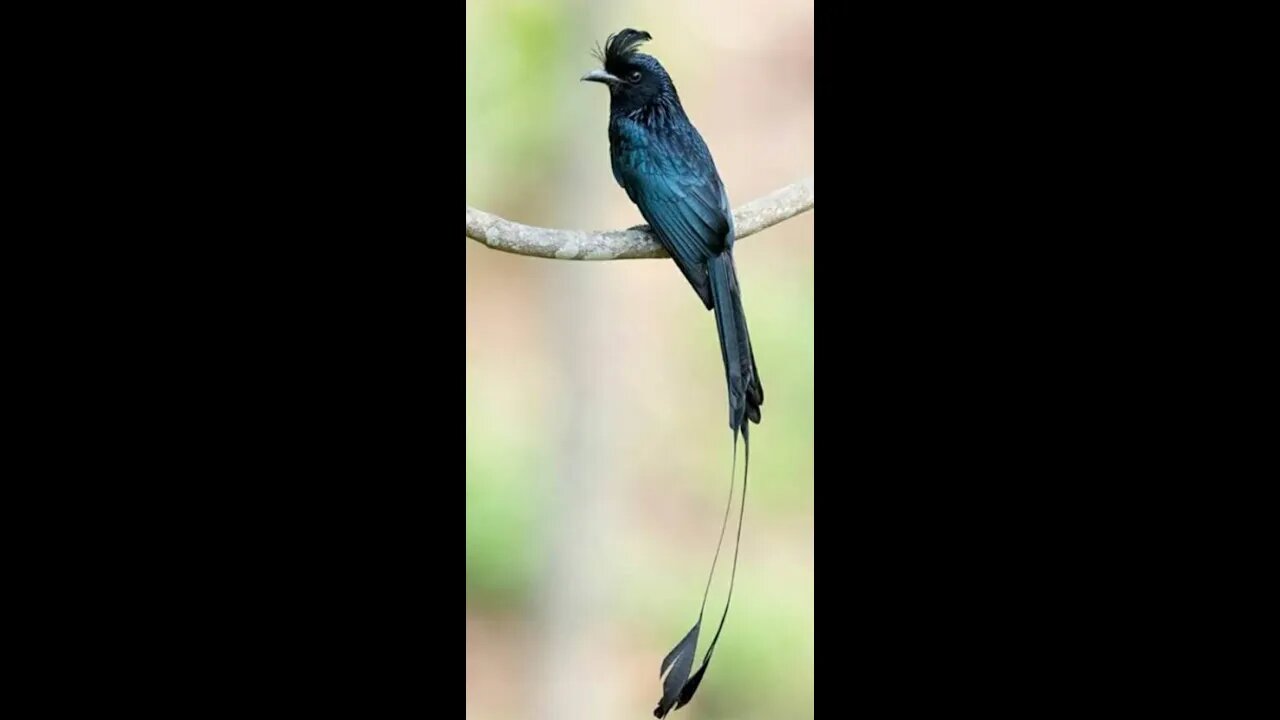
[{"x1": 592, "y1": 28, "x2": 652, "y2": 68}]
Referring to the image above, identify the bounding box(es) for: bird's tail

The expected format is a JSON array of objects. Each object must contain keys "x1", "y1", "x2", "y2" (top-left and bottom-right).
[
  {"x1": 709, "y1": 252, "x2": 763, "y2": 431},
  {"x1": 653, "y1": 252, "x2": 762, "y2": 718}
]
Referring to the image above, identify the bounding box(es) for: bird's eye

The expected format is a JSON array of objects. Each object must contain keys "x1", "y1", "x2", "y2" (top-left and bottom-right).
[{"x1": 628, "y1": 71, "x2": 642, "y2": 83}]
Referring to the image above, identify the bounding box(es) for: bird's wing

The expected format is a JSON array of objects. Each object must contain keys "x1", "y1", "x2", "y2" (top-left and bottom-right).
[{"x1": 613, "y1": 125, "x2": 730, "y2": 310}]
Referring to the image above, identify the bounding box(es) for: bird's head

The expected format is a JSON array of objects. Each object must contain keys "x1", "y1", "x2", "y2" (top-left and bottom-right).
[{"x1": 581, "y1": 29, "x2": 678, "y2": 115}]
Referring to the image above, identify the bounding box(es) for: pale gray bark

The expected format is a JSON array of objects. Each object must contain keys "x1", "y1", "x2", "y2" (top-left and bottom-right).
[{"x1": 466, "y1": 176, "x2": 814, "y2": 260}]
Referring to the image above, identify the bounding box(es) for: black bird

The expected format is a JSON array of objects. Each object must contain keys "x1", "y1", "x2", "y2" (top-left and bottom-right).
[{"x1": 582, "y1": 29, "x2": 763, "y2": 717}]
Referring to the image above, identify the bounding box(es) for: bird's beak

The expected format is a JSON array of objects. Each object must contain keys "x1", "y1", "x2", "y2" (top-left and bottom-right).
[{"x1": 580, "y1": 69, "x2": 621, "y2": 85}]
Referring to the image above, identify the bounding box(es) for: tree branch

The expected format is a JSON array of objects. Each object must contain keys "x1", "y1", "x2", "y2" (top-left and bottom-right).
[{"x1": 466, "y1": 177, "x2": 813, "y2": 260}]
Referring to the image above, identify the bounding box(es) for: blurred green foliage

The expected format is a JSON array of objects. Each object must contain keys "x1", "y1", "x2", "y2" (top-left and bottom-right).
[
  {"x1": 465, "y1": 382, "x2": 543, "y2": 609},
  {"x1": 466, "y1": 0, "x2": 571, "y2": 207}
]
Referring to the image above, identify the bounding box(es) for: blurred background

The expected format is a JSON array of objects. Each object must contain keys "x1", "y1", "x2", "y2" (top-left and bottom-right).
[{"x1": 466, "y1": 1, "x2": 812, "y2": 718}]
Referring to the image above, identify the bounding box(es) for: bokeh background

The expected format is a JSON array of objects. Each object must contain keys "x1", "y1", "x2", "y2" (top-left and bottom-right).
[{"x1": 466, "y1": 1, "x2": 812, "y2": 718}]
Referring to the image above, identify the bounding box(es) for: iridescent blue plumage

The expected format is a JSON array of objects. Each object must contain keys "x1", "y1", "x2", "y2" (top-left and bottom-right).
[
  {"x1": 582, "y1": 28, "x2": 763, "y2": 718},
  {"x1": 586, "y1": 30, "x2": 762, "y2": 429}
]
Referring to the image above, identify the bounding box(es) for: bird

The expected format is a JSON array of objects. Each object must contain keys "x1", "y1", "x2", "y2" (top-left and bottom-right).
[{"x1": 582, "y1": 29, "x2": 763, "y2": 718}]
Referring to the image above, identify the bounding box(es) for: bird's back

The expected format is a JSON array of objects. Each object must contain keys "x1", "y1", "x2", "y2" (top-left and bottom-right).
[{"x1": 609, "y1": 111, "x2": 734, "y2": 310}]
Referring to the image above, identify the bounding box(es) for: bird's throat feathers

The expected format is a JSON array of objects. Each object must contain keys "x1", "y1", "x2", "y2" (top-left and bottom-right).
[{"x1": 611, "y1": 91, "x2": 684, "y2": 128}]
